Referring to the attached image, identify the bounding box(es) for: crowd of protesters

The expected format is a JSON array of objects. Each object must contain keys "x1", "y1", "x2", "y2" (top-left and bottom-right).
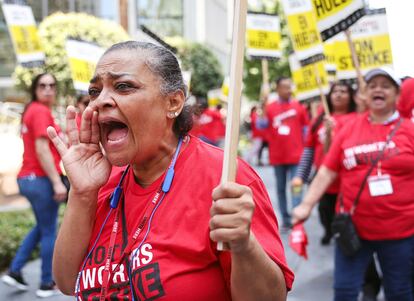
[{"x1": 1, "y1": 40, "x2": 414, "y2": 301}]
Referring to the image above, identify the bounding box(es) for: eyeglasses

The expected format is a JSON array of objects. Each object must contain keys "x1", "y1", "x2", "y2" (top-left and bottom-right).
[{"x1": 38, "y1": 83, "x2": 56, "y2": 90}]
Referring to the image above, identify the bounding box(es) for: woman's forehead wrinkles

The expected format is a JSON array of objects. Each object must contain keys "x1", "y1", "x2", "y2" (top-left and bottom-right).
[{"x1": 90, "y1": 71, "x2": 134, "y2": 84}]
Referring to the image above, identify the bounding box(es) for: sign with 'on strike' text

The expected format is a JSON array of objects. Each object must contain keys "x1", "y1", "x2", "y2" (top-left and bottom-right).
[{"x1": 332, "y1": 9, "x2": 393, "y2": 80}]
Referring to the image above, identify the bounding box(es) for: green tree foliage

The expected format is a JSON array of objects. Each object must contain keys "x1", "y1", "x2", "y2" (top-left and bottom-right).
[
  {"x1": 243, "y1": 1, "x2": 293, "y2": 101},
  {"x1": 167, "y1": 37, "x2": 223, "y2": 98},
  {"x1": 13, "y1": 12, "x2": 129, "y2": 99}
]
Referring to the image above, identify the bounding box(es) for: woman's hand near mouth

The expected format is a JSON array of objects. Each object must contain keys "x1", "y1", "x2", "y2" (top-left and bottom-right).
[{"x1": 47, "y1": 105, "x2": 111, "y2": 196}]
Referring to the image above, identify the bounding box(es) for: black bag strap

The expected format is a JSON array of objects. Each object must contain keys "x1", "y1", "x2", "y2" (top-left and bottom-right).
[{"x1": 339, "y1": 117, "x2": 403, "y2": 214}]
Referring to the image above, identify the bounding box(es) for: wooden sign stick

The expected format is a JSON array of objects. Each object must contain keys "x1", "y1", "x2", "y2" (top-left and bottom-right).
[
  {"x1": 260, "y1": 59, "x2": 270, "y2": 102},
  {"x1": 217, "y1": 0, "x2": 248, "y2": 251},
  {"x1": 313, "y1": 63, "x2": 331, "y2": 117},
  {"x1": 345, "y1": 29, "x2": 366, "y2": 91}
]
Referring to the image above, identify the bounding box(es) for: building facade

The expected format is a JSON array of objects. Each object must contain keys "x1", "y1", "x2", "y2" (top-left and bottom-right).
[{"x1": 0, "y1": 0, "x2": 231, "y2": 101}]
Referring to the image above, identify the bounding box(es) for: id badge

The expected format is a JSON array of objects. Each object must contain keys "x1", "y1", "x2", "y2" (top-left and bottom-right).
[
  {"x1": 368, "y1": 174, "x2": 393, "y2": 197},
  {"x1": 278, "y1": 125, "x2": 290, "y2": 135}
]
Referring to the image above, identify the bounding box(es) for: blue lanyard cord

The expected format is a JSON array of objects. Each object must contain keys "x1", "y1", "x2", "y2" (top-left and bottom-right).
[
  {"x1": 75, "y1": 166, "x2": 130, "y2": 299},
  {"x1": 75, "y1": 207, "x2": 114, "y2": 300},
  {"x1": 162, "y1": 137, "x2": 183, "y2": 193},
  {"x1": 76, "y1": 137, "x2": 183, "y2": 299},
  {"x1": 128, "y1": 191, "x2": 167, "y2": 301}
]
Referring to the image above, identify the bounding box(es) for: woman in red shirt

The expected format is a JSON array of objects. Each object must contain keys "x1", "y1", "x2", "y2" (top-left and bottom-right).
[
  {"x1": 293, "y1": 67, "x2": 414, "y2": 301},
  {"x1": 1, "y1": 73, "x2": 67, "y2": 298},
  {"x1": 292, "y1": 82, "x2": 356, "y2": 245},
  {"x1": 48, "y1": 41, "x2": 293, "y2": 300}
]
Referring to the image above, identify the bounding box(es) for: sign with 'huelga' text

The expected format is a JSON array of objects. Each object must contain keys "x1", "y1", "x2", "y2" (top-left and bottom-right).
[
  {"x1": 282, "y1": 0, "x2": 325, "y2": 66},
  {"x1": 246, "y1": 12, "x2": 281, "y2": 59},
  {"x1": 1, "y1": 3, "x2": 45, "y2": 67},
  {"x1": 312, "y1": 0, "x2": 365, "y2": 41}
]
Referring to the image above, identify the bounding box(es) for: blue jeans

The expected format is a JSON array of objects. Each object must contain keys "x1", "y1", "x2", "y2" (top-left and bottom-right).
[
  {"x1": 274, "y1": 164, "x2": 302, "y2": 225},
  {"x1": 11, "y1": 176, "x2": 59, "y2": 285},
  {"x1": 334, "y1": 236, "x2": 414, "y2": 301}
]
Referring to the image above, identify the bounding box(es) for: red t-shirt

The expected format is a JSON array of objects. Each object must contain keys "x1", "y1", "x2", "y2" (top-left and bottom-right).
[
  {"x1": 18, "y1": 102, "x2": 62, "y2": 177},
  {"x1": 323, "y1": 113, "x2": 414, "y2": 240},
  {"x1": 197, "y1": 108, "x2": 225, "y2": 143},
  {"x1": 76, "y1": 136, "x2": 294, "y2": 300},
  {"x1": 265, "y1": 100, "x2": 309, "y2": 165},
  {"x1": 306, "y1": 112, "x2": 356, "y2": 193},
  {"x1": 397, "y1": 78, "x2": 414, "y2": 121}
]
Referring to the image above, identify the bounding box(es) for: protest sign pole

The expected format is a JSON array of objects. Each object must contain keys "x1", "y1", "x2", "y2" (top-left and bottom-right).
[
  {"x1": 313, "y1": 63, "x2": 331, "y2": 117},
  {"x1": 217, "y1": 0, "x2": 247, "y2": 251},
  {"x1": 345, "y1": 29, "x2": 366, "y2": 91},
  {"x1": 260, "y1": 59, "x2": 270, "y2": 102}
]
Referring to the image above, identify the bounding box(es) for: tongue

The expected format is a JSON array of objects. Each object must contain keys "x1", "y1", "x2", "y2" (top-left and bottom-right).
[{"x1": 108, "y1": 127, "x2": 128, "y2": 141}]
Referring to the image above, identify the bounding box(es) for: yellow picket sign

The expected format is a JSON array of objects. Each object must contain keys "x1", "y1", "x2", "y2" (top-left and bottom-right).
[
  {"x1": 221, "y1": 76, "x2": 230, "y2": 97},
  {"x1": 9, "y1": 25, "x2": 43, "y2": 54},
  {"x1": 292, "y1": 61, "x2": 328, "y2": 92},
  {"x1": 287, "y1": 11, "x2": 321, "y2": 52},
  {"x1": 334, "y1": 34, "x2": 392, "y2": 71},
  {"x1": 246, "y1": 29, "x2": 280, "y2": 50},
  {"x1": 311, "y1": 0, "x2": 365, "y2": 41},
  {"x1": 323, "y1": 40, "x2": 336, "y2": 66},
  {"x1": 246, "y1": 13, "x2": 281, "y2": 58},
  {"x1": 290, "y1": 54, "x2": 330, "y2": 101},
  {"x1": 313, "y1": 0, "x2": 356, "y2": 20},
  {"x1": 2, "y1": 3, "x2": 45, "y2": 65},
  {"x1": 68, "y1": 57, "x2": 96, "y2": 85}
]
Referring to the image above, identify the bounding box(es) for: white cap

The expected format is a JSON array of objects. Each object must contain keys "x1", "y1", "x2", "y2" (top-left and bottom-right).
[{"x1": 364, "y1": 67, "x2": 401, "y2": 87}]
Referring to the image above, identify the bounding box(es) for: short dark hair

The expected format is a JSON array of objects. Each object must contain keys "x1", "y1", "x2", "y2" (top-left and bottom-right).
[
  {"x1": 30, "y1": 73, "x2": 57, "y2": 102},
  {"x1": 276, "y1": 76, "x2": 290, "y2": 87},
  {"x1": 104, "y1": 41, "x2": 193, "y2": 136}
]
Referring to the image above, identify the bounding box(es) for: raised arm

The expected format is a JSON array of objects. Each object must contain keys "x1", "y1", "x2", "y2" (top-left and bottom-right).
[{"x1": 48, "y1": 106, "x2": 111, "y2": 294}]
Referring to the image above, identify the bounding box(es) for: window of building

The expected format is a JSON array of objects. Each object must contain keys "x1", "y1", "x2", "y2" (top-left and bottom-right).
[{"x1": 137, "y1": 0, "x2": 183, "y2": 37}]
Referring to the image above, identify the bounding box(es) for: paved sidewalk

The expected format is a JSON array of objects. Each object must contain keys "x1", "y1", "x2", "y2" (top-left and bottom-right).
[
  {"x1": 0, "y1": 165, "x2": 385, "y2": 300},
  {"x1": 0, "y1": 193, "x2": 29, "y2": 212},
  {"x1": 0, "y1": 260, "x2": 72, "y2": 300}
]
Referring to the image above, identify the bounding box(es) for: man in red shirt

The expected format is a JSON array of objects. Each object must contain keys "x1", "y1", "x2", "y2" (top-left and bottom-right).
[{"x1": 264, "y1": 77, "x2": 309, "y2": 229}]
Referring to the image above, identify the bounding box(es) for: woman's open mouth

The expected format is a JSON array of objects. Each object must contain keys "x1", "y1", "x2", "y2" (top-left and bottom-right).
[
  {"x1": 100, "y1": 119, "x2": 129, "y2": 148},
  {"x1": 372, "y1": 95, "x2": 385, "y2": 104}
]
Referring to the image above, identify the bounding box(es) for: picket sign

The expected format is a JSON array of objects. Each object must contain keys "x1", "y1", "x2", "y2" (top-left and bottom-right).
[{"x1": 217, "y1": 0, "x2": 248, "y2": 251}]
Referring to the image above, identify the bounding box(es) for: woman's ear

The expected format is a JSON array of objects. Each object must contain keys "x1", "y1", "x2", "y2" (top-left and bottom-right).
[{"x1": 167, "y1": 90, "x2": 185, "y2": 115}]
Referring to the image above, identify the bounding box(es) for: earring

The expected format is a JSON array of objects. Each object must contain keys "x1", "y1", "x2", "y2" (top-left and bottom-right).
[
  {"x1": 168, "y1": 112, "x2": 175, "y2": 118},
  {"x1": 174, "y1": 111, "x2": 179, "y2": 117}
]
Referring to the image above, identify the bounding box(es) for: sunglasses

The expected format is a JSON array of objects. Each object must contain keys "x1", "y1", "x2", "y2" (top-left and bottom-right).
[{"x1": 38, "y1": 83, "x2": 56, "y2": 90}]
